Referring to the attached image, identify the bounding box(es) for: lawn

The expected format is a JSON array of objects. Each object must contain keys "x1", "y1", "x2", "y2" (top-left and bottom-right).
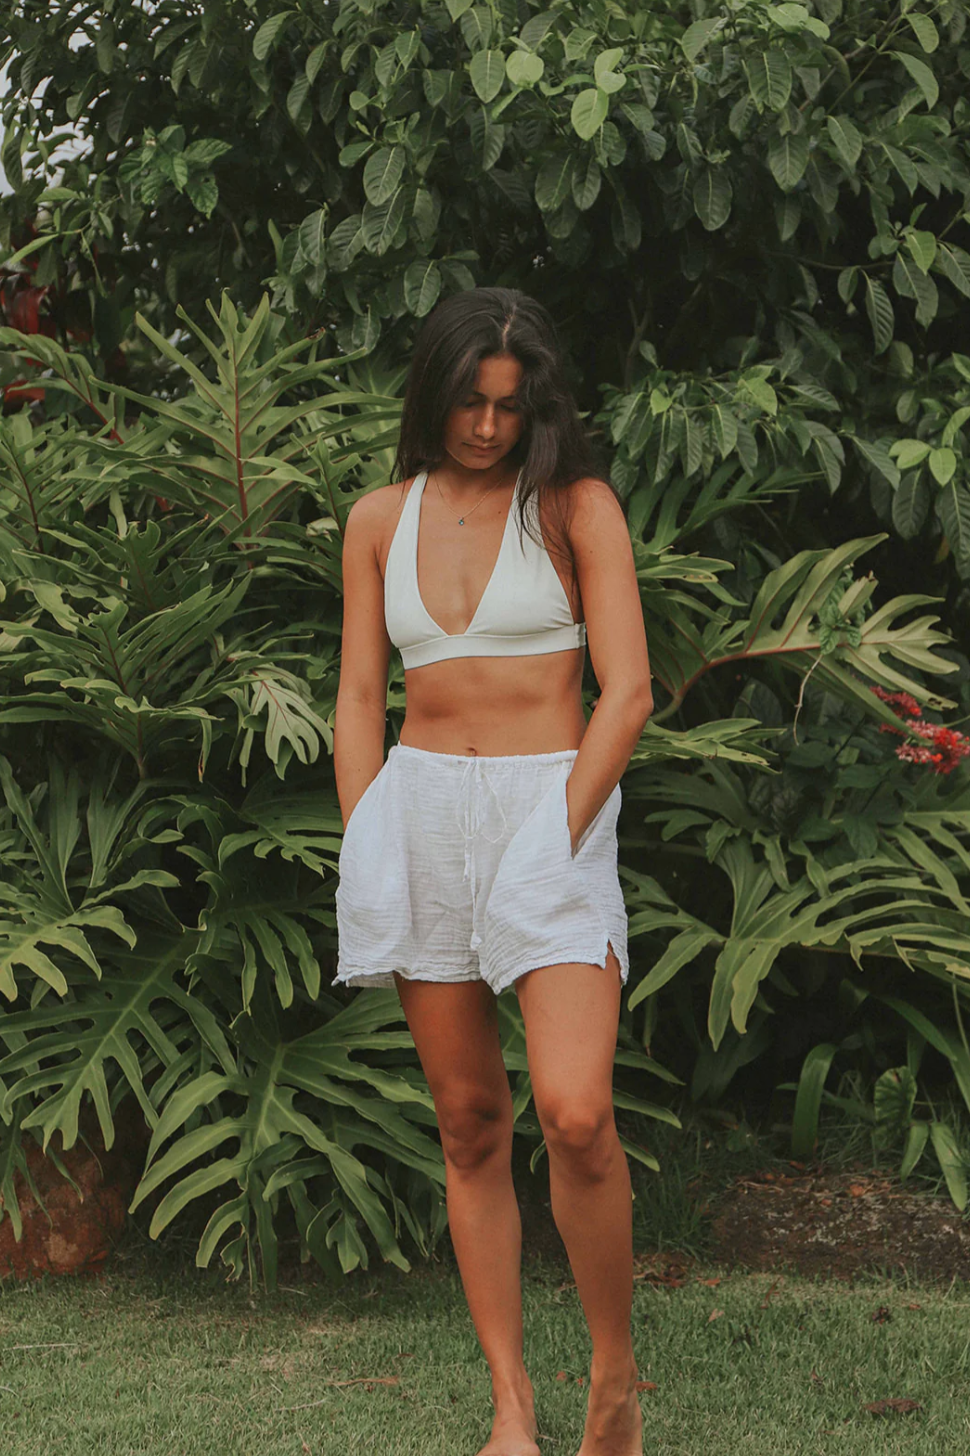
[{"x1": 2, "y1": 1239, "x2": 969, "y2": 1456}]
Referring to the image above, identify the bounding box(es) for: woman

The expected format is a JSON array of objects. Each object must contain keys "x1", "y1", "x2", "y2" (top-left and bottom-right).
[{"x1": 333, "y1": 287, "x2": 653, "y2": 1456}]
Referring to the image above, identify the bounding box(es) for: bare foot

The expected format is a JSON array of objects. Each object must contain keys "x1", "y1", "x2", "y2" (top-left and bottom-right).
[
  {"x1": 475, "y1": 1375, "x2": 540, "y2": 1456},
  {"x1": 576, "y1": 1361, "x2": 643, "y2": 1456}
]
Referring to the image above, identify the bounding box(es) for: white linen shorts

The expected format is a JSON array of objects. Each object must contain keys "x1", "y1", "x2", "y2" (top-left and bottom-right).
[{"x1": 334, "y1": 743, "x2": 629, "y2": 995}]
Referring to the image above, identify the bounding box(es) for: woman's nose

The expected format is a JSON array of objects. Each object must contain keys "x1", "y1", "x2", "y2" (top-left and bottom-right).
[{"x1": 474, "y1": 406, "x2": 496, "y2": 438}]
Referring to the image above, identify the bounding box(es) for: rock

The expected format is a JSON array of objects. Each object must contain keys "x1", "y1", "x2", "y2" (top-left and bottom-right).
[{"x1": 0, "y1": 1114, "x2": 145, "y2": 1278}]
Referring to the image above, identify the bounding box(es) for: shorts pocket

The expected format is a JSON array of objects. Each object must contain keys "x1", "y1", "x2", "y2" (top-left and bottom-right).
[
  {"x1": 572, "y1": 780, "x2": 621, "y2": 859},
  {"x1": 336, "y1": 760, "x2": 413, "y2": 966},
  {"x1": 340, "y1": 764, "x2": 384, "y2": 854},
  {"x1": 482, "y1": 774, "x2": 591, "y2": 936},
  {"x1": 480, "y1": 773, "x2": 626, "y2": 991}
]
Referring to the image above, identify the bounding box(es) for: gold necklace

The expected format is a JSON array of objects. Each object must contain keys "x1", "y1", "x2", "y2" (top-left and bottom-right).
[{"x1": 431, "y1": 470, "x2": 505, "y2": 526}]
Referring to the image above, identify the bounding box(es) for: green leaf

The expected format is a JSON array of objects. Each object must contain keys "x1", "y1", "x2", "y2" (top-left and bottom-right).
[
  {"x1": 571, "y1": 155, "x2": 602, "y2": 211},
  {"x1": 905, "y1": 229, "x2": 936, "y2": 274},
  {"x1": 852, "y1": 436, "x2": 900, "y2": 488},
  {"x1": 571, "y1": 88, "x2": 609, "y2": 141},
  {"x1": 890, "y1": 438, "x2": 931, "y2": 469},
  {"x1": 712, "y1": 405, "x2": 739, "y2": 459},
  {"x1": 768, "y1": 129, "x2": 809, "y2": 191},
  {"x1": 363, "y1": 146, "x2": 405, "y2": 207},
  {"x1": 943, "y1": 406, "x2": 970, "y2": 448},
  {"x1": 535, "y1": 154, "x2": 574, "y2": 213},
  {"x1": 185, "y1": 173, "x2": 218, "y2": 218},
  {"x1": 891, "y1": 50, "x2": 939, "y2": 108},
  {"x1": 929, "y1": 447, "x2": 957, "y2": 486},
  {"x1": 900, "y1": 1122, "x2": 929, "y2": 1180},
  {"x1": 286, "y1": 74, "x2": 312, "y2": 131},
  {"x1": 328, "y1": 214, "x2": 364, "y2": 271},
  {"x1": 627, "y1": 931, "x2": 719, "y2": 1007},
  {"x1": 469, "y1": 50, "x2": 505, "y2": 103},
  {"x1": 445, "y1": 0, "x2": 473, "y2": 18},
  {"x1": 361, "y1": 190, "x2": 406, "y2": 256},
  {"x1": 826, "y1": 114, "x2": 863, "y2": 169},
  {"x1": 183, "y1": 138, "x2": 233, "y2": 167},
  {"x1": 770, "y1": 2, "x2": 830, "y2": 38},
  {"x1": 693, "y1": 166, "x2": 732, "y2": 231},
  {"x1": 506, "y1": 50, "x2": 544, "y2": 87},
  {"x1": 460, "y1": 6, "x2": 493, "y2": 51},
  {"x1": 791, "y1": 1042, "x2": 839, "y2": 1157},
  {"x1": 775, "y1": 194, "x2": 801, "y2": 241},
  {"x1": 519, "y1": 11, "x2": 556, "y2": 49},
  {"x1": 837, "y1": 266, "x2": 858, "y2": 304},
  {"x1": 253, "y1": 11, "x2": 293, "y2": 61},
  {"x1": 681, "y1": 18, "x2": 723, "y2": 61},
  {"x1": 306, "y1": 42, "x2": 328, "y2": 84},
  {"x1": 937, "y1": 481, "x2": 970, "y2": 570},
  {"x1": 403, "y1": 259, "x2": 442, "y2": 318},
  {"x1": 864, "y1": 275, "x2": 894, "y2": 354},
  {"x1": 298, "y1": 209, "x2": 327, "y2": 267},
  {"x1": 906, "y1": 12, "x2": 939, "y2": 53},
  {"x1": 935, "y1": 244, "x2": 970, "y2": 298},
  {"x1": 593, "y1": 48, "x2": 625, "y2": 94},
  {"x1": 741, "y1": 375, "x2": 778, "y2": 415},
  {"x1": 930, "y1": 1121, "x2": 968, "y2": 1210},
  {"x1": 394, "y1": 30, "x2": 420, "y2": 68},
  {"x1": 873, "y1": 1066, "x2": 917, "y2": 1141},
  {"x1": 746, "y1": 48, "x2": 792, "y2": 112}
]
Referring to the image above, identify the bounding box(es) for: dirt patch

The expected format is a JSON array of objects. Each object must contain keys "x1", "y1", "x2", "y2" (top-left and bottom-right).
[{"x1": 709, "y1": 1166, "x2": 970, "y2": 1283}]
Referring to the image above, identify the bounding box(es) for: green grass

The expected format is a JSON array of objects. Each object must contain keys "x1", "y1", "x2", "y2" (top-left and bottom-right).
[{"x1": 3, "y1": 1237, "x2": 970, "y2": 1456}]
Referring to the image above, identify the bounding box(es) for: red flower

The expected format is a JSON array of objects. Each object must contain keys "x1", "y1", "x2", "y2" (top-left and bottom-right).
[
  {"x1": 870, "y1": 687, "x2": 970, "y2": 775},
  {"x1": 871, "y1": 686, "x2": 921, "y2": 717}
]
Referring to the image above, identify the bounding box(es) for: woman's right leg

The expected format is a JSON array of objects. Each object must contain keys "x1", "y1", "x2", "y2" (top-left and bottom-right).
[{"x1": 395, "y1": 976, "x2": 539, "y2": 1456}]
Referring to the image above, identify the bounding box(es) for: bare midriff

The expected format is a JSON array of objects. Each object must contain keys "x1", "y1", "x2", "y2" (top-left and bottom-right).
[{"x1": 398, "y1": 648, "x2": 588, "y2": 757}]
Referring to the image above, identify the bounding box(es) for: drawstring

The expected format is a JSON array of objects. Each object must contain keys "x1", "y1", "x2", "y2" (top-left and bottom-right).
[{"x1": 454, "y1": 758, "x2": 509, "y2": 950}]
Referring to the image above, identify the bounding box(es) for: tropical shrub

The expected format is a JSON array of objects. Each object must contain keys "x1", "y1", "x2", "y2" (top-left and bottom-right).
[
  {"x1": 0, "y1": 298, "x2": 679, "y2": 1282},
  {"x1": 1, "y1": 0, "x2": 970, "y2": 1265}
]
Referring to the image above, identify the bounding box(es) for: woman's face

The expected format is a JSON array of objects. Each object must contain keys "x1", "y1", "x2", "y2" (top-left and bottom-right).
[{"x1": 442, "y1": 352, "x2": 525, "y2": 472}]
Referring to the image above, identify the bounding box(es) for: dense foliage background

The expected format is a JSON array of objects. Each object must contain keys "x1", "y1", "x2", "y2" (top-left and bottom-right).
[{"x1": 1, "y1": 0, "x2": 970, "y2": 1283}]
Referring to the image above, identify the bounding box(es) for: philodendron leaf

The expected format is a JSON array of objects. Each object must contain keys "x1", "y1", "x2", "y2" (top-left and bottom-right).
[{"x1": 0, "y1": 908, "x2": 136, "y2": 1002}]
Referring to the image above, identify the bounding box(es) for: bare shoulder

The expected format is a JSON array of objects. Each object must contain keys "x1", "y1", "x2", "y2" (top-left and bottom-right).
[
  {"x1": 345, "y1": 479, "x2": 413, "y2": 555},
  {"x1": 562, "y1": 475, "x2": 629, "y2": 553}
]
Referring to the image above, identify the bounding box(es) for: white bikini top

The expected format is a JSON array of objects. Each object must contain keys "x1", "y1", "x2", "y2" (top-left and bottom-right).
[{"x1": 383, "y1": 470, "x2": 587, "y2": 670}]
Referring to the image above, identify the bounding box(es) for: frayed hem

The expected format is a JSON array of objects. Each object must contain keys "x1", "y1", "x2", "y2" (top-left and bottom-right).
[
  {"x1": 335, "y1": 964, "x2": 482, "y2": 989},
  {"x1": 486, "y1": 935, "x2": 629, "y2": 996}
]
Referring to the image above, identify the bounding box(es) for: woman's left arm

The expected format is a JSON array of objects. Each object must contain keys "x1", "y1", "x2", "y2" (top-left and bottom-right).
[{"x1": 564, "y1": 477, "x2": 653, "y2": 854}]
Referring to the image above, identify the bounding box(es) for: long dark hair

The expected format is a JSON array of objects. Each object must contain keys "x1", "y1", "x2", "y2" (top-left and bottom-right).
[{"x1": 394, "y1": 287, "x2": 608, "y2": 563}]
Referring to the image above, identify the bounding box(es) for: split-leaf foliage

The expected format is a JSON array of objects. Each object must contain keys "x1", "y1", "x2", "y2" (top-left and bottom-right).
[{"x1": 1, "y1": 0, "x2": 970, "y2": 1277}]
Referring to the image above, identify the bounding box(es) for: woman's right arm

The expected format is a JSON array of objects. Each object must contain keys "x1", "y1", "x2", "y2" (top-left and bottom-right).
[{"x1": 334, "y1": 491, "x2": 393, "y2": 829}]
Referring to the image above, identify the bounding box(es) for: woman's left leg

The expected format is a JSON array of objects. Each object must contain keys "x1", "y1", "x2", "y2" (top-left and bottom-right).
[{"x1": 515, "y1": 953, "x2": 642, "y2": 1456}]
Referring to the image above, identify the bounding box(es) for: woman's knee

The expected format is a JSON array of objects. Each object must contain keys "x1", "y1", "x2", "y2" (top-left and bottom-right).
[
  {"x1": 435, "y1": 1087, "x2": 513, "y2": 1173},
  {"x1": 536, "y1": 1096, "x2": 617, "y2": 1180}
]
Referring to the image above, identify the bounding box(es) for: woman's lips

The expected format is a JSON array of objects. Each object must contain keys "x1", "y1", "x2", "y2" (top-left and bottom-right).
[{"x1": 466, "y1": 443, "x2": 498, "y2": 453}]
